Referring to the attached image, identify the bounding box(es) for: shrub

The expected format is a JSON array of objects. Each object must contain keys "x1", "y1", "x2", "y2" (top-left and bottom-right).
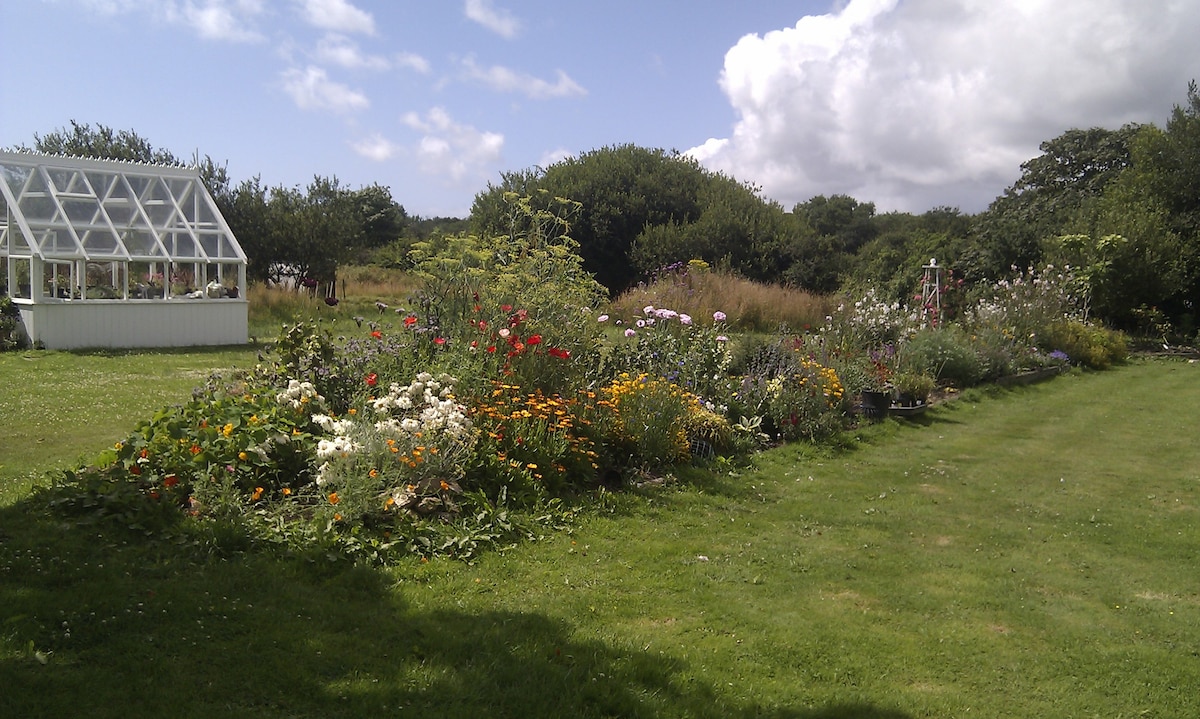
[
  {"x1": 469, "y1": 382, "x2": 606, "y2": 497},
  {"x1": 0, "y1": 295, "x2": 27, "y2": 351},
  {"x1": 1041, "y1": 320, "x2": 1128, "y2": 369},
  {"x1": 599, "y1": 373, "x2": 698, "y2": 471},
  {"x1": 601, "y1": 305, "x2": 732, "y2": 404},
  {"x1": 902, "y1": 326, "x2": 986, "y2": 387}
]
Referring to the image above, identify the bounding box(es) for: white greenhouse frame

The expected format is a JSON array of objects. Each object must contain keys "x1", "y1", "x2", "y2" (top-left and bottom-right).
[{"x1": 1, "y1": 151, "x2": 248, "y2": 349}]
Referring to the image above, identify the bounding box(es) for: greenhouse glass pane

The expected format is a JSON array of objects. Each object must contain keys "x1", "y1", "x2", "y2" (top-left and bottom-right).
[
  {"x1": 80, "y1": 227, "x2": 120, "y2": 254},
  {"x1": 168, "y1": 232, "x2": 199, "y2": 258},
  {"x1": 63, "y1": 196, "x2": 104, "y2": 224},
  {"x1": 1, "y1": 163, "x2": 31, "y2": 197},
  {"x1": 198, "y1": 232, "x2": 220, "y2": 257},
  {"x1": 123, "y1": 229, "x2": 163, "y2": 257},
  {"x1": 5, "y1": 225, "x2": 32, "y2": 254},
  {"x1": 139, "y1": 178, "x2": 176, "y2": 226},
  {"x1": 38, "y1": 230, "x2": 80, "y2": 255},
  {"x1": 17, "y1": 172, "x2": 57, "y2": 222}
]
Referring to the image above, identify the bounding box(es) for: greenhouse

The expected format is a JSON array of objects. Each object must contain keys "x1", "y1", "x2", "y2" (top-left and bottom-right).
[{"x1": 0, "y1": 151, "x2": 247, "y2": 349}]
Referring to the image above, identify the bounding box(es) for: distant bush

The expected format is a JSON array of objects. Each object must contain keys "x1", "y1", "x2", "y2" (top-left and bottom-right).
[
  {"x1": 1, "y1": 296, "x2": 25, "y2": 351},
  {"x1": 1041, "y1": 320, "x2": 1128, "y2": 369}
]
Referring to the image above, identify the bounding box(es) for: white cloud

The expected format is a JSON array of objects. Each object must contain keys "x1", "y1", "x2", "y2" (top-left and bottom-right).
[
  {"x1": 538, "y1": 147, "x2": 573, "y2": 169},
  {"x1": 129, "y1": 0, "x2": 267, "y2": 42},
  {"x1": 315, "y1": 33, "x2": 390, "y2": 70},
  {"x1": 350, "y1": 133, "x2": 401, "y2": 161},
  {"x1": 689, "y1": 0, "x2": 1200, "y2": 213},
  {"x1": 296, "y1": 0, "x2": 375, "y2": 35},
  {"x1": 281, "y1": 66, "x2": 369, "y2": 112},
  {"x1": 464, "y1": 0, "x2": 519, "y2": 39},
  {"x1": 395, "y1": 52, "x2": 432, "y2": 75},
  {"x1": 402, "y1": 107, "x2": 504, "y2": 182},
  {"x1": 461, "y1": 57, "x2": 585, "y2": 99}
]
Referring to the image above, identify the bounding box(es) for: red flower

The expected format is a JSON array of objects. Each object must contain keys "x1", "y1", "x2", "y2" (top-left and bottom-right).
[
  {"x1": 526, "y1": 334, "x2": 542, "y2": 346},
  {"x1": 371, "y1": 330, "x2": 382, "y2": 339},
  {"x1": 501, "y1": 304, "x2": 512, "y2": 312},
  {"x1": 433, "y1": 337, "x2": 446, "y2": 346},
  {"x1": 129, "y1": 464, "x2": 142, "y2": 476},
  {"x1": 548, "y1": 347, "x2": 570, "y2": 359},
  {"x1": 366, "y1": 373, "x2": 378, "y2": 387},
  {"x1": 163, "y1": 474, "x2": 178, "y2": 488},
  {"x1": 486, "y1": 345, "x2": 497, "y2": 353},
  {"x1": 404, "y1": 315, "x2": 418, "y2": 327}
]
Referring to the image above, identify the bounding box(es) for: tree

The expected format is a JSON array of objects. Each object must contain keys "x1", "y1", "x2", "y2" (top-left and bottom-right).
[
  {"x1": 346, "y1": 184, "x2": 408, "y2": 263},
  {"x1": 471, "y1": 146, "x2": 708, "y2": 293},
  {"x1": 22, "y1": 120, "x2": 180, "y2": 165},
  {"x1": 968, "y1": 124, "x2": 1142, "y2": 280},
  {"x1": 793, "y1": 194, "x2": 878, "y2": 254}
]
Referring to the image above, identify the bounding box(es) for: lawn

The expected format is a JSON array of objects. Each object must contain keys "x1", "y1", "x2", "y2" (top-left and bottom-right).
[
  {"x1": 0, "y1": 346, "x2": 260, "y2": 505},
  {"x1": 1, "y1": 356, "x2": 1198, "y2": 718}
]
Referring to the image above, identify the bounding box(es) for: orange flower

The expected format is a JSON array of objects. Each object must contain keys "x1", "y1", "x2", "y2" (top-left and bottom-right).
[
  {"x1": 189, "y1": 444, "x2": 202, "y2": 455},
  {"x1": 163, "y1": 474, "x2": 178, "y2": 488},
  {"x1": 369, "y1": 468, "x2": 379, "y2": 478},
  {"x1": 328, "y1": 492, "x2": 340, "y2": 505},
  {"x1": 281, "y1": 487, "x2": 292, "y2": 496},
  {"x1": 251, "y1": 486, "x2": 264, "y2": 501}
]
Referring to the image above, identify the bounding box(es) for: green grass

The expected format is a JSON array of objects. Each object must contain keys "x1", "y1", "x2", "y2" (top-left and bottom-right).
[
  {"x1": 2, "y1": 358, "x2": 1199, "y2": 717},
  {"x1": 0, "y1": 346, "x2": 259, "y2": 505}
]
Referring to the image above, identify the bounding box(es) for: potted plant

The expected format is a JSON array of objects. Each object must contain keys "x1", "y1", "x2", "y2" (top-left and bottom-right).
[{"x1": 893, "y1": 371, "x2": 935, "y2": 407}]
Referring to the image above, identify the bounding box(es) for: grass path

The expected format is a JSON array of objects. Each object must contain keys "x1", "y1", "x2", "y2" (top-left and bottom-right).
[
  {"x1": 1, "y1": 358, "x2": 1198, "y2": 717},
  {"x1": 0, "y1": 346, "x2": 259, "y2": 504}
]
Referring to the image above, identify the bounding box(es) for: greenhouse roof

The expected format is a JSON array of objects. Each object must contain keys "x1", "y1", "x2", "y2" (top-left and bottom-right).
[{"x1": 0, "y1": 151, "x2": 245, "y2": 264}]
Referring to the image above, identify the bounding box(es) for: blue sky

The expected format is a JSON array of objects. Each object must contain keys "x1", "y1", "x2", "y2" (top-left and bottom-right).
[{"x1": 3, "y1": 1, "x2": 1198, "y2": 218}]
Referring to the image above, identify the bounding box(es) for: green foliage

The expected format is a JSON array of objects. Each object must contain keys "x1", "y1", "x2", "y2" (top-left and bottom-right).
[
  {"x1": 409, "y1": 193, "x2": 607, "y2": 395},
  {"x1": 599, "y1": 373, "x2": 696, "y2": 470},
  {"x1": 0, "y1": 295, "x2": 26, "y2": 351},
  {"x1": 902, "y1": 325, "x2": 986, "y2": 387},
  {"x1": 1041, "y1": 320, "x2": 1128, "y2": 369},
  {"x1": 601, "y1": 304, "x2": 732, "y2": 403}
]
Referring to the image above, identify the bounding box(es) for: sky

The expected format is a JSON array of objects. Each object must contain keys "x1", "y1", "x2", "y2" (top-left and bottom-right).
[{"x1": 2, "y1": 0, "x2": 1198, "y2": 218}]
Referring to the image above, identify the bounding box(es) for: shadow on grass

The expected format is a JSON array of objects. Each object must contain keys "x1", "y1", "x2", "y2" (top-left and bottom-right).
[{"x1": 0, "y1": 497, "x2": 912, "y2": 719}]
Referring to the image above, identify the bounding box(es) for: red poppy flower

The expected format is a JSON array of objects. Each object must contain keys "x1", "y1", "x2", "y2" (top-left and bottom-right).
[
  {"x1": 548, "y1": 347, "x2": 570, "y2": 359},
  {"x1": 501, "y1": 304, "x2": 512, "y2": 312},
  {"x1": 526, "y1": 334, "x2": 542, "y2": 346},
  {"x1": 366, "y1": 373, "x2": 378, "y2": 387},
  {"x1": 371, "y1": 330, "x2": 382, "y2": 339},
  {"x1": 434, "y1": 337, "x2": 446, "y2": 345},
  {"x1": 486, "y1": 345, "x2": 497, "y2": 353},
  {"x1": 404, "y1": 315, "x2": 418, "y2": 327}
]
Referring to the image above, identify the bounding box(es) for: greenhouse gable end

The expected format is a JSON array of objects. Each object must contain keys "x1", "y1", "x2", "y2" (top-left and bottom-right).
[{"x1": 0, "y1": 152, "x2": 248, "y2": 349}]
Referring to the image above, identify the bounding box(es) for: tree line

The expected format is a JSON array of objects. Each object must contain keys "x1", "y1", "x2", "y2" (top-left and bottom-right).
[{"x1": 9, "y1": 81, "x2": 1199, "y2": 338}]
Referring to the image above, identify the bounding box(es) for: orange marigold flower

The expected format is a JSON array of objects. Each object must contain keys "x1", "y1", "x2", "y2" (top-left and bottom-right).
[
  {"x1": 369, "y1": 468, "x2": 379, "y2": 478},
  {"x1": 251, "y1": 486, "x2": 264, "y2": 501},
  {"x1": 328, "y1": 492, "x2": 340, "y2": 505}
]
